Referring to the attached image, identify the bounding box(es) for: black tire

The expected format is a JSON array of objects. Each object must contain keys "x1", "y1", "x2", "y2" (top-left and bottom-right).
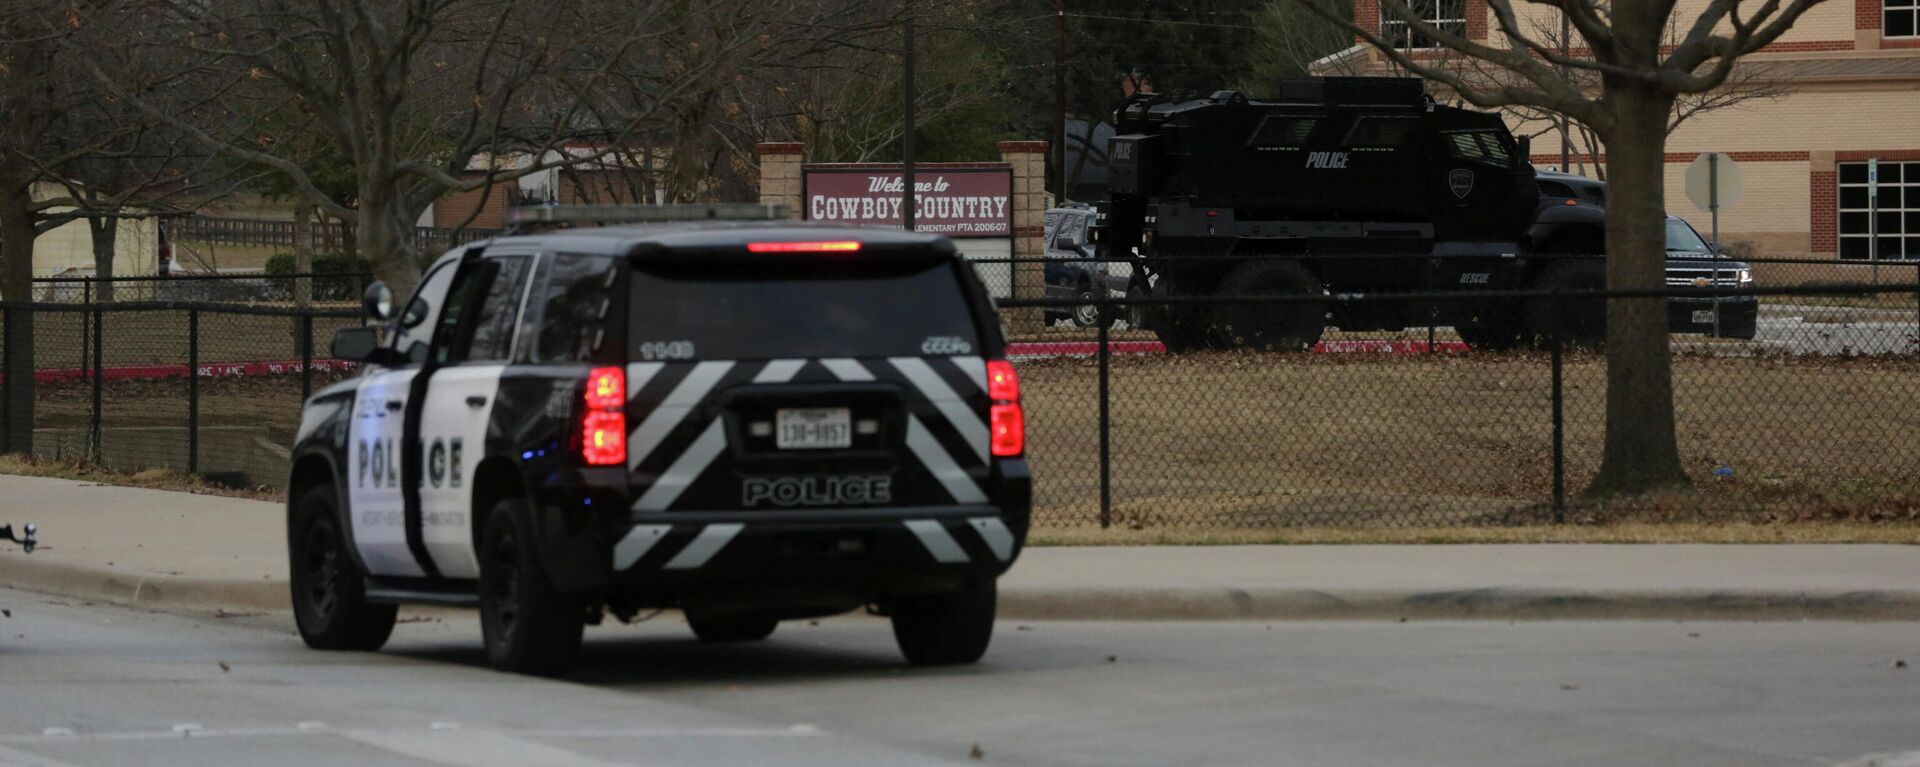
[
  {"x1": 1142, "y1": 279, "x2": 1206, "y2": 353},
  {"x1": 687, "y1": 614, "x2": 779, "y2": 643},
  {"x1": 478, "y1": 497, "x2": 584, "y2": 676},
  {"x1": 891, "y1": 579, "x2": 996, "y2": 667},
  {"x1": 1528, "y1": 260, "x2": 1607, "y2": 348},
  {"x1": 1212, "y1": 260, "x2": 1326, "y2": 351},
  {"x1": 289, "y1": 483, "x2": 397, "y2": 652},
  {"x1": 1070, "y1": 285, "x2": 1101, "y2": 328},
  {"x1": 1454, "y1": 302, "x2": 1528, "y2": 351}
]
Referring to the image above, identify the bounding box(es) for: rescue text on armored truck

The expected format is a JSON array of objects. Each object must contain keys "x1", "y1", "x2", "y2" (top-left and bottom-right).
[{"x1": 289, "y1": 222, "x2": 1032, "y2": 674}]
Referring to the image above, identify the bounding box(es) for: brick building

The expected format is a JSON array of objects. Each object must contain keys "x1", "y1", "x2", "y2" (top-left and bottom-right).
[{"x1": 1317, "y1": 0, "x2": 1920, "y2": 261}]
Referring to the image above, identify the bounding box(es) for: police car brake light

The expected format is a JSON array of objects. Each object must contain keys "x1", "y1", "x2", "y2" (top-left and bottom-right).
[
  {"x1": 746, "y1": 240, "x2": 862, "y2": 253},
  {"x1": 990, "y1": 404, "x2": 1024, "y2": 457},
  {"x1": 585, "y1": 367, "x2": 624, "y2": 409},
  {"x1": 986, "y1": 360, "x2": 1020, "y2": 401},
  {"x1": 986, "y1": 360, "x2": 1023, "y2": 457},
  {"x1": 581, "y1": 366, "x2": 626, "y2": 466}
]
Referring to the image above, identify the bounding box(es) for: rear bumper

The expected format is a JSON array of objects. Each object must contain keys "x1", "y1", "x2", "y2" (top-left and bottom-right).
[
  {"x1": 541, "y1": 460, "x2": 1033, "y2": 609},
  {"x1": 1668, "y1": 295, "x2": 1758, "y2": 339},
  {"x1": 590, "y1": 506, "x2": 1023, "y2": 614}
]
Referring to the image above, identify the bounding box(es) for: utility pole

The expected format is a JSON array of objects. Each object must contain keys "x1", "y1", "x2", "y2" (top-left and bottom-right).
[
  {"x1": 902, "y1": 0, "x2": 917, "y2": 232},
  {"x1": 1054, "y1": 0, "x2": 1067, "y2": 204},
  {"x1": 1558, "y1": 11, "x2": 1571, "y2": 170}
]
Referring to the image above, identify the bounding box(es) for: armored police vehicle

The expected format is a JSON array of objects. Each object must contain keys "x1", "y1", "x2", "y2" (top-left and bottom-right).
[
  {"x1": 1096, "y1": 76, "x2": 1750, "y2": 350},
  {"x1": 290, "y1": 207, "x2": 1030, "y2": 676}
]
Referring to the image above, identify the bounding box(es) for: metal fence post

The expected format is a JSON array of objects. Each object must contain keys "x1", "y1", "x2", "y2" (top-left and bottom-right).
[
  {"x1": 79, "y1": 291, "x2": 90, "y2": 383},
  {"x1": 90, "y1": 305, "x2": 103, "y2": 462},
  {"x1": 188, "y1": 309, "x2": 199, "y2": 475},
  {"x1": 1097, "y1": 302, "x2": 1112, "y2": 530},
  {"x1": 1550, "y1": 294, "x2": 1566, "y2": 524},
  {"x1": 1425, "y1": 257, "x2": 1438, "y2": 353},
  {"x1": 300, "y1": 314, "x2": 314, "y2": 403}
]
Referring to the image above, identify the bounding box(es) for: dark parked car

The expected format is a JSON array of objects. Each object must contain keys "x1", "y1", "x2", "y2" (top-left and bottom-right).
[
  {"x1": 1534, "y1": 170, "x2": 1757, "y2": 339},
  {"x1": 1661, "y1": 213, "x2": 1758, "y2": 339},
  {"x1": 1043, "y1": 206, "x2": 1136, "y2": 328}
]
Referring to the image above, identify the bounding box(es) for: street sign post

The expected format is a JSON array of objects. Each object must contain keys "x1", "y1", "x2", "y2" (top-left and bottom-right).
[
  {"x1": 1868, "y1": 158, "x2": 1880, "y2": 282},
  {"x1": 1684, "y1": 152, "x2": 1744, "y2": 336}
]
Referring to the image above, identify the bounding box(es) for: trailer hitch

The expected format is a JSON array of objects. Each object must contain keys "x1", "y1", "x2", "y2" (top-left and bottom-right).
[{"x1": 1, "y1": 524, "x2": 35, "y2": 554}]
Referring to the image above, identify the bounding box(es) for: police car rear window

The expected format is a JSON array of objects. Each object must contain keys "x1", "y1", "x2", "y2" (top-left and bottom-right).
[{"x1": 627, "y1": 260, "x2": 980, "y2": 361}]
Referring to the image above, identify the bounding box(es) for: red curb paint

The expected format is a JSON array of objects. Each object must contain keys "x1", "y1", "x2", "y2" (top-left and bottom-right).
[{"x1": 10, "y1": 358, "x2": 360, "y2": 384}]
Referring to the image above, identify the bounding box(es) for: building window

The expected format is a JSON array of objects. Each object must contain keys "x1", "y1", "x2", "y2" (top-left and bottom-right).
[
  {"x1": 1382, "y1": 0, "x2": 1467, "y2": 49},
  {"x1": 1889, "y1": 0, "x2": 1919, "y2": 38},
  {"x1": 1838, "y1": 161, "x2": 1920, "y2": 260}
]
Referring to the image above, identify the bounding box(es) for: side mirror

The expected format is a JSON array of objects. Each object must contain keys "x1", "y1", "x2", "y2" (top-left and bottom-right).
[
  {"x1": 1516, "y1": 135, "x2": 1532, "y2": 168},
  {"x1": 330, "y1": 326, "x2": 401, "y2": 366},
  {"x1": 363, "y1": 281, "x2": 394, "y2": 321}
]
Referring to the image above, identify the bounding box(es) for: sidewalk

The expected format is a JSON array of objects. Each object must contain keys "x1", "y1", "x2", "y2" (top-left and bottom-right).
[{"x1": 3, "y1": 473, "x2": 1917, "y2": 621}]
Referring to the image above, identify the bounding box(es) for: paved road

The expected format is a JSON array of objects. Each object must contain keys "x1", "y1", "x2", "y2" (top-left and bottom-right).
[{"x1": 2, "y1": 589, "x2": 1917, "y2": 767}]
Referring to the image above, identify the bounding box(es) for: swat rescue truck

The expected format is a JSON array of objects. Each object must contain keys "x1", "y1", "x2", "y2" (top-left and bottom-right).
[
  {"x1": 1094, "y1": 76, "x2": 1756, "y2": 350},
  {"x1": 292, "y1": 208, "x2": 1030, "y2": 676}
]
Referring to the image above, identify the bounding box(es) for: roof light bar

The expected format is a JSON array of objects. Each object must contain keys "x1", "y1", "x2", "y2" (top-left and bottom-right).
[{"x1": 746, "y1": 240, "x2": 863, "y2": 254}]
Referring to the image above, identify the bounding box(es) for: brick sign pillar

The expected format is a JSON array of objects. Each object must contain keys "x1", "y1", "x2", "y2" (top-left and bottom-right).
[
  {"x1": 757, "y1": 142, "x2": 805, "y2": 219},
  {"x1": 998, "y1": 140, "x2": 1049, "y2": 310}
]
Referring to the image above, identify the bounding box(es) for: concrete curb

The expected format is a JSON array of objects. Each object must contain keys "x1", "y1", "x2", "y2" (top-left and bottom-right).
[
  {"x1": 8, "y1": 553, "x2": 1920, "y2": 622},
  {"x1": 996, "y1": 587, "x2": 1920, "y2": 622},
  {"x1": 0, "y1": 554, "x2": 284, "y2": 615}
]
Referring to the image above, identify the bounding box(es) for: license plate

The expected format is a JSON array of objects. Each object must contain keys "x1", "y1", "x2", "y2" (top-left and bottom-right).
[
  {"x1": 777, "y1": 408, "x2": 852, "y2": 450},
  {"x1": 1691, "y1": 309, "x2": 1716, "y2": 324}
]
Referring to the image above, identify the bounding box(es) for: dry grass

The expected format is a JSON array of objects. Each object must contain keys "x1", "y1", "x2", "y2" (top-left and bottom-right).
[
  {"x1": 16, "y1": 346, "x2": 1920, "y2": 540},
  {"x1": 1022, "y1": 351, "x2": 1920, "y2": 529},
  {"x1": 21, "y1": 311, "x2": 360, "y2": 370},
  {"x1": 34, "y1": 373, "x2": 344, "y2": 447}
]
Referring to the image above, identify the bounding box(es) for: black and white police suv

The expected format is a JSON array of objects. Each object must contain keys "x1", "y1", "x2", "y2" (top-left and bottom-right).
[{"x1": 289, "y1": 215, "x2": 1030, "y2": 675}]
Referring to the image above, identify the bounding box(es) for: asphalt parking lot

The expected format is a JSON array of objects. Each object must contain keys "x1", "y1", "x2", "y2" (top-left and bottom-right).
[{"x1": 4, "y1": 589, "x2": 1917, "y2": 767}]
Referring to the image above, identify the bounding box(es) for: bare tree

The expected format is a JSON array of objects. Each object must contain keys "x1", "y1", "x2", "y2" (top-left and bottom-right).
[
  {"x1": 96, "y1": 0, "x2": 703, "y2": 299},
  {"x1": 1420, "y1": 17, "x2": 1790, "y2": 178},
  {"x1": 1, "y1": 0, "x2": 253, "y2": 453},
  {"x1": 1293, "y1": 0, "x2": 1823, "y2": 496}
]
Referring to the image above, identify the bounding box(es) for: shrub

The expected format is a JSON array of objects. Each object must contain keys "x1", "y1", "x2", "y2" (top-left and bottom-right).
[{"x1": 264, "y1": 251, "x2": 372, "y2": 301}]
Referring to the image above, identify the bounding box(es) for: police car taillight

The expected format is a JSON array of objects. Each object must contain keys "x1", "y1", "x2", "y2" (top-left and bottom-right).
[
  {"x1": 581, "y1": 366, "x2": 625, "y2": 466},
  {"x1": 987, "y1": 360, "x2": 1023, "y2": 457},
  {"x1": 746, "y1": 240, "x2": 862, "y2": 253}
]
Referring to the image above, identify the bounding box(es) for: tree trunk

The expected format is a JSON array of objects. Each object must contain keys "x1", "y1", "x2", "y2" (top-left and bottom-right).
[
  {"x1": 87, "y1": 213, "x2": 117, "y2": 302},
  {"x1": 292, "y1": 203, "x2": 314, "y2": 308},
  {"x1": 357, "y1": 183, "x2": 420, "y2": 301},
  {"x1": 1585, "y1": 85, "x2": 1689, "y2": 497},
  {"x1": 0, "y1": 177, "x2": 39, "y2": 454}
]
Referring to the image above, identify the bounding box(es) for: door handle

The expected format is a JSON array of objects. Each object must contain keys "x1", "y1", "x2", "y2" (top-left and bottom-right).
[
  {"x1": 384, "y1": 400, "x2": 403, "y2": 412},
  {"x1": 465, "y1": 395, "x2": 488, "y2": 409}
]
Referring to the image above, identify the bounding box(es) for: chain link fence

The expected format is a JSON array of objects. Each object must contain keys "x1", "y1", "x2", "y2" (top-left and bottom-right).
[
  {"x1": 1, "y1": 302, "x2": 360, "y2": 489},
  {"x1": 31, "y1": 273, "x2": 372, "y2": 305},
  {"x1": 3, "y1": 259, "x2": 1918, "y2": 530},
  {"x1": 992, "y1": 254, "x2": 1920, "y2": 530}
]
